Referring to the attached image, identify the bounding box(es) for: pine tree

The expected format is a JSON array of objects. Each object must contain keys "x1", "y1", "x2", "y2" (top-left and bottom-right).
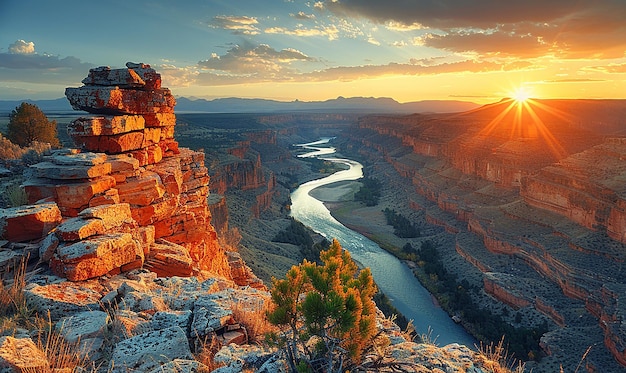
[
  {"x1": 267, "y1": 238, "x2": 377, "y2": 372},
  {"x1": 7, "y1": 102, "x2": 60, "y2": 148}
]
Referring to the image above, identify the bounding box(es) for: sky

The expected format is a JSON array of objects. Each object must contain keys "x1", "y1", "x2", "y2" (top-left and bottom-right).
[{"x1": 0, "y1": 0, "x2": 625, "y2": 104}]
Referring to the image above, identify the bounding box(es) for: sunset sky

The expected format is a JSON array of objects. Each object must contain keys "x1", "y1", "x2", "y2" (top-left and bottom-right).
[{"x1": 1, "y1": 0, "x2": 625, "y2": 103}]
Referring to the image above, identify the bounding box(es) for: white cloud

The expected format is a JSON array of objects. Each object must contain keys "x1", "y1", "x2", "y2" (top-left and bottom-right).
[
  {"x1": 9, "y1": 40, "x2": 35, "y2": 54},
  {"x1": 210, "y1": 15, "x2": 260, "y2": 35},
  {"x1": 265, "y1": 25, "x2": 339, "y2": 40}
]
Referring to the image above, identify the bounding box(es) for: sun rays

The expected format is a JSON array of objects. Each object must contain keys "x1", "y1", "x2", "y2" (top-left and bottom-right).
[{"x1": 473, "y1": 93, "x2": 570, "y2": 161}]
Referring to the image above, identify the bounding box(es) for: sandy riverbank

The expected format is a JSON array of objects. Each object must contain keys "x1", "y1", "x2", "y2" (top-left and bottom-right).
[{"x1": 309, "y1": 180, "x2": 409, "y2": 252}]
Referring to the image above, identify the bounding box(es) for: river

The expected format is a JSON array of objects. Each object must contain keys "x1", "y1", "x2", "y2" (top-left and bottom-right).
[{"x1": 290, "y1": 138, "x2": 476, "y2": 347}]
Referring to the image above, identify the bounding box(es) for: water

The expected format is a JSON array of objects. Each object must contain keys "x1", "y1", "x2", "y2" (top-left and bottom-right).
[{"x1": 290, "y1": 138, "x2": 476, "y2": 347}]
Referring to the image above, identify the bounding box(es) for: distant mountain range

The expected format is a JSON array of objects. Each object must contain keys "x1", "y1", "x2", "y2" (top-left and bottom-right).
[{"x1": 0, "y1": 96, "x2": 480, "y2": 114}]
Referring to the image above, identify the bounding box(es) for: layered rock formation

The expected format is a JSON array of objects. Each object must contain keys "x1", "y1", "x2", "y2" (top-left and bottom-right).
[
  {"x1": 0, "y1": 63, "x2": 268, "y2": 286},
  {"x1": 345, "y1": 100, "x2": 626, "y2": 371}
]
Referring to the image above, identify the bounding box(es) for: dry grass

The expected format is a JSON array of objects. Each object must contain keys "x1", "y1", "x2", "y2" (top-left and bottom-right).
[
  {"x1": 194, "y1": 335, "x2": 224, "y2": 372},
  {"x1": 476, "y1": 337, "x2": 525, "y2": 373},
  {"x1": 0, "y1": 256, "x2": 29, "y2": 330},
  {"x1": 0, "y1": 257, "x2": 94, "y2": 372},
  {"x1": 36, "y1": 319, "x2": 88, "y2": 371},
  {"x1": 231, "y1": 297, "x2": 275, "y2": 343}
]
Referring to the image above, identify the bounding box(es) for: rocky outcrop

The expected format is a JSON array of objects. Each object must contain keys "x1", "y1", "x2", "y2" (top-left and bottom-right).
[{"x1": 0, "y1": 63, "x2": 231, "y2": 282}]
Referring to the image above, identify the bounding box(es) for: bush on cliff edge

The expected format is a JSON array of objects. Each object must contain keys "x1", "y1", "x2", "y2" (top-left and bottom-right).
[{"x1": 266, "y1": 238, "x2": 377, "y2": 373}]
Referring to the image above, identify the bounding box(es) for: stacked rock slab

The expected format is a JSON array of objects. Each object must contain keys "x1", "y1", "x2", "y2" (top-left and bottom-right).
[{"x1": 17, "y1": 62, "x2": 230, "y2": 281}]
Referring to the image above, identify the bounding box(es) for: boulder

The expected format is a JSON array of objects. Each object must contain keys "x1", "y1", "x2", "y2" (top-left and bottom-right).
[
  {"x1": 146, "y1": 360, "x2": 210, "y2": 373},
  {"x1": 0, "y1": 202, "x2": 62, "y2": 242},
  {"x1": 190, "y1": 295, "x2": 233, "y2": 338},
  {"x1": 78, "y1": 203, "x2": 133, "y2": 231},
  {"x1": 81, "y1": 66, "x2": 147, "y2": 88},
  {"x1": 109, "y1": 326, "x2": 192, "y2": 373},
  {"x1": 24, "y1": 281, "x2": 102, "y2": 320},
  {"x1": 145, "y1": 240, "x2": 193, "y2": 277},
  {"x1": 55, "y1": 217, "x2": 105, "y2": 241},
  {"x1": 54, "y1": 176, "x2": 116, "y2": 212},
  {"x1": 51, "y1": 232, "x2": 142, "y2": 281},
  {"x1": 55, "y1": 310, "x2": 110, "y2": 343},
  {"x1": 0, "y1": 336, "x2": 49, "y2": 372},
  {"x1": 29, "y1": 161, "x2": 111, "y2": 180}
]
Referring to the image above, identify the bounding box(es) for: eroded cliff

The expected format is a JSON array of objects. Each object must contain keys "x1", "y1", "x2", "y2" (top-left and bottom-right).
[{"x1": 344, "y1": 99, "x2": 626, "y2": 371}]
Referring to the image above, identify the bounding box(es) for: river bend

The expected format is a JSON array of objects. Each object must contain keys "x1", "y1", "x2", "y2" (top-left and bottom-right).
[{"x1": 289, "y1": 138, "x2": 475, "y2": 347}]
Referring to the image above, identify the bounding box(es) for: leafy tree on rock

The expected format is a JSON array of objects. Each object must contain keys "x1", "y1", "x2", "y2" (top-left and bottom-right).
[
  {"x1": 7, "y1": 102, "x2": 60, "y2": 148},
  {"x1": 267, "y1": 238, "x2": 378, "y2": 372}
]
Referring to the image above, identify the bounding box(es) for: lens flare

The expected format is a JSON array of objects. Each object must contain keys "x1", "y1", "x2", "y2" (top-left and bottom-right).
[{"x1": 512, "y1": 87, "x2": 531, "y2": 103}]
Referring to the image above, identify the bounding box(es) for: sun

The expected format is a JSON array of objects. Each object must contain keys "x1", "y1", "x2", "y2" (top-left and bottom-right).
[{"x1": 512, "y1": 87, "x2": 531, "y2": 103}]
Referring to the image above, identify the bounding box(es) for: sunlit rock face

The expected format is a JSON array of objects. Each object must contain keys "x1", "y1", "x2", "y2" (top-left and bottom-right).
[
  {"x1": 346, "y1": 99, "x2": 626, "y2": 370},
  {"x1": 3, "y1": 62, "x2": 233, "y2": 282}
]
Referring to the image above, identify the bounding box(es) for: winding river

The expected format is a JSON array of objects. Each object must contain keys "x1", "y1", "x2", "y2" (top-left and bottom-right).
[{"x1": 290, "y1": 138, "x2": 476, "y2": 347}]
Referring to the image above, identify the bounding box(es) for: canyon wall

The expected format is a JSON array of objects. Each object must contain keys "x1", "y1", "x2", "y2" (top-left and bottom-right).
[{"x1": 345, "y1": 100, "x2": 626, "y2": 369}]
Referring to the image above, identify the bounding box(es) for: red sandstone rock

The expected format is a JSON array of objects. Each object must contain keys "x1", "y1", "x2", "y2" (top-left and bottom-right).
[
  {"x1": 54, "y1": 176, "x2": 116, "y2": 212},
  {"x1": 68, "y1": 115, "x2": 145, "y2": 136},
  {"x1": 88, "y1": 188, "x2": 120, "y2": 207},
  {"x1": 154, "y1": 159, "x2": 183, "y2": 195},
  {"x1": 116, "y1": 172, "x2": 165, "y2": 206},
  {"x1": 131, "y1": 198, "x2": 179, "y2": 227},
  {"x1": 145, "y1": 240, "x2": 193, "y2": 277},
  {"x1": 75, "y1": 131, "x2": 146, "y2": 154},
  {"x1": 0, "y1": 202, "x2": 62, "y2": 242},
  {"x1": 144, "y1": 113, "x2": 176, "y2": 127},
  {"x1": 65, "y1": 86, "x2": 175, "y2": 115},
  {"x1": 30, "y1": 161, "x2": 112, "y2": 180},
  {"x1": 79, "y1": 203, "x2": 133, "y2": 231},
  {"x1": 125, "y1": 62, "x2": 162, "y2": 89},
  {"x1": 129, "y1": 145, "x2": 163, "y2": 166},
  {"x1": 51, "y1": 233, "x2": 142, "y2": 281},
  {"x1": 81, "y1": 65, "x2": 146, "y2": 88},
  {"x1": 55, "y1": 217, "x2": 105, "y2": 241}
]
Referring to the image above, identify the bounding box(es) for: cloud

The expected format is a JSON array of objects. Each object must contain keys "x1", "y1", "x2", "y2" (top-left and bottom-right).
[
  {"x1": 9, "y1": 40, "x2": 35, "y2": 54},
  {"x1": 322, "y1": 0, "x2": 626, "y2": 59},
  {"x1": 291, "y1": 11, "x2": 316, "y2": 20},
  {"x1": 542, "y1": 78, "x2": 606, "y2": 83},
  {"x1": 210, "y1": 15, "x2": 260, "y2": 35},
  {"x1": 385, "y1": 22, "x2": 424, "y2": 32},
  {"x1": 585, "y1": 63, "x2": 626, "y2": 74},
  {"x1": 324, "y1": 0, "x2": 581, "y2": 28},
  {"x1": 420, "y1": 29, "x2": 553, "y2": 58},
  {"x1": 198, "y1": 42, "x2": 315, "y2": 80},
  {"x1": 367, "y1": 37, "x2": 380, "y2": 46},
  {"x1": 265, "y1": 25, "x2": 339, "y2": 40},
  {"x1": 191, "y1": 45, "x2": 531, "y2": 86},
  {"x1": 0, "y1": 40, "x2": 93, "y2": 73}
]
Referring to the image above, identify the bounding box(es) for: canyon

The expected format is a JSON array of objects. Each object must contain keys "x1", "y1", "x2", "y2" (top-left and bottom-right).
[
  {"x1": 174, "y1": 99, "x2": 626, "y2": 371},
  {"x1": 2, "y1": 61, "x2": 626, "y2": 371},
  {"x1": 335, "y1": 99, "x2": 626, "y2": 371}
]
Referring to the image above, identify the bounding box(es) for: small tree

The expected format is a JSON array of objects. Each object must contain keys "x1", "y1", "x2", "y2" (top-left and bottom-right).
[
  {"x1": 267, "y1": 238, "x2": 377, "y2": 372},
  {"x1": 7, "y1": 102, "x2": 60, "y2": 148}
]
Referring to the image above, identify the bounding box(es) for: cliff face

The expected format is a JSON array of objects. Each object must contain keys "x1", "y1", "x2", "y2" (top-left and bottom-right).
[
  {"x1": 1, "y1": 63, "x2": 236, "y2": 282},
  {"x1": 345, "y1": 100, "x2": 626, "y2": 370},
  {"x1": 521, "y1": 138, "x2": 626, "y2": 243}
]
